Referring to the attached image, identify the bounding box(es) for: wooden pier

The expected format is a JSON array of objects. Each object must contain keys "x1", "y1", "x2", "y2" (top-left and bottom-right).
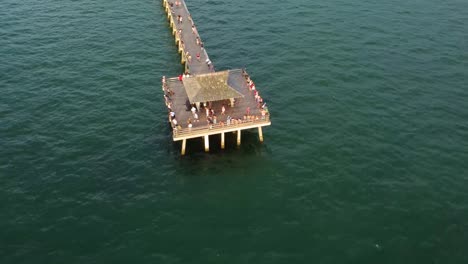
[{"x1": 161, "y1": 0, "x2": 271, "y2": 155}]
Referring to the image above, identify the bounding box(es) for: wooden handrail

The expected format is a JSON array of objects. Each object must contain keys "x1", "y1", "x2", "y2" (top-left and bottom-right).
[{"x1": 173, "y1": 115, "x2": 270, "y2": 138}]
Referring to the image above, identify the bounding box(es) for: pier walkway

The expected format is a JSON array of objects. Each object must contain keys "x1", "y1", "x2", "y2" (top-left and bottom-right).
[
  {"x1": 161, "y1": 0, "x2": 271, "y2": 154},
  {"x1": 163, "y1": 0, "x2": 213, "y2": 75}
]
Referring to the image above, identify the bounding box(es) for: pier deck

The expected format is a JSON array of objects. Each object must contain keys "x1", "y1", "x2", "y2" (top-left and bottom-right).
[
  {"x1": 165, "y1": 69, "x2": 271, "y2": 141},
  {"x1": 162, "y1": 0, "x2": 271, "y2": 154}
]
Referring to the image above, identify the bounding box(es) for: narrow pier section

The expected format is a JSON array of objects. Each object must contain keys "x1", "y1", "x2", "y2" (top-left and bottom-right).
[{"x1": 162, "y1": 0, "x2": 213, "y2": 75}]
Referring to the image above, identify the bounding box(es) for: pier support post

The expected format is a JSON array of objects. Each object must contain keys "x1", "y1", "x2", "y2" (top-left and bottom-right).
[
  {"x1": 181, "y1": 139, "x2": 187, "y2": 155},
  {"x1": 221, "y1": 133, "x2": 225, "y2": 149},
  {"x1": 237, "y1": 130, "x2": 241, "y2": 147},
  {"x1": 178, "y1": 43, "x2": 183, "y2": 53},
  {"x1": 204, "y1": 135, "x2": 209, "y2": 152},
  {"x1": 258, "y1": 127, "x2": 264, "y2": 142}
]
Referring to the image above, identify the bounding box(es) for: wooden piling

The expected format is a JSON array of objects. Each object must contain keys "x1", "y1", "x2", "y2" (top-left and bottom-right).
[
  {"x1": 204, "y1": 135, "x2": 209, "y2": 152},
  {"x1": 181, "y1": 139, "x2": 187, "y2": 155},
  {"x1": 258, "y1": 127, "x2": 264, "y2": 142},
  {"x1": 221, "y1": 132, "x2": 225, "y2": 149}
]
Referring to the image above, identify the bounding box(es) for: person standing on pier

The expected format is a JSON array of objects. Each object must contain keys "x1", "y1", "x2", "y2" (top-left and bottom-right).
[
  {"x1": 206, "y1": 59, "x2": 212, "y2": 69},
  {"x1": 187, "y1": 118, "x2": 192, "y2": 129}
]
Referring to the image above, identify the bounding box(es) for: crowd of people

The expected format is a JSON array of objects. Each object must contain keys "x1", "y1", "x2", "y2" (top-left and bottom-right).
[
  {"x1": 243, "y1": 69, "x2": 269, "y2": 116},
  {"x1": 162, "y1": 76, "x2": 181, "y2": 131}
]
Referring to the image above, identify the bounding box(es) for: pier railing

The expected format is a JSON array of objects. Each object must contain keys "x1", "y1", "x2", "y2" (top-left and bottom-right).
[{"x1": 173, "y1": 114, "x2": 270, "y2": 139}]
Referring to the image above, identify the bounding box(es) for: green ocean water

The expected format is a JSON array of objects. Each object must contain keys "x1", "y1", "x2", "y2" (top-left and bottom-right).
[{"x1": 1, "y1": 0, "x2": 468, "y2": 263}]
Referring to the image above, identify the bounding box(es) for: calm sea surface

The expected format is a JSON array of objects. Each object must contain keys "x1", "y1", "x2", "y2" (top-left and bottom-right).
[{"x1": 1, "y1": 0, "x2": 468, "y2": 263}]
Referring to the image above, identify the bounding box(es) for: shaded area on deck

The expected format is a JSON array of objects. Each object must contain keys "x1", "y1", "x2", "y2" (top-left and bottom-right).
[{"x1": 183, "y1": 71, "x2": 244, "y2": 103}]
